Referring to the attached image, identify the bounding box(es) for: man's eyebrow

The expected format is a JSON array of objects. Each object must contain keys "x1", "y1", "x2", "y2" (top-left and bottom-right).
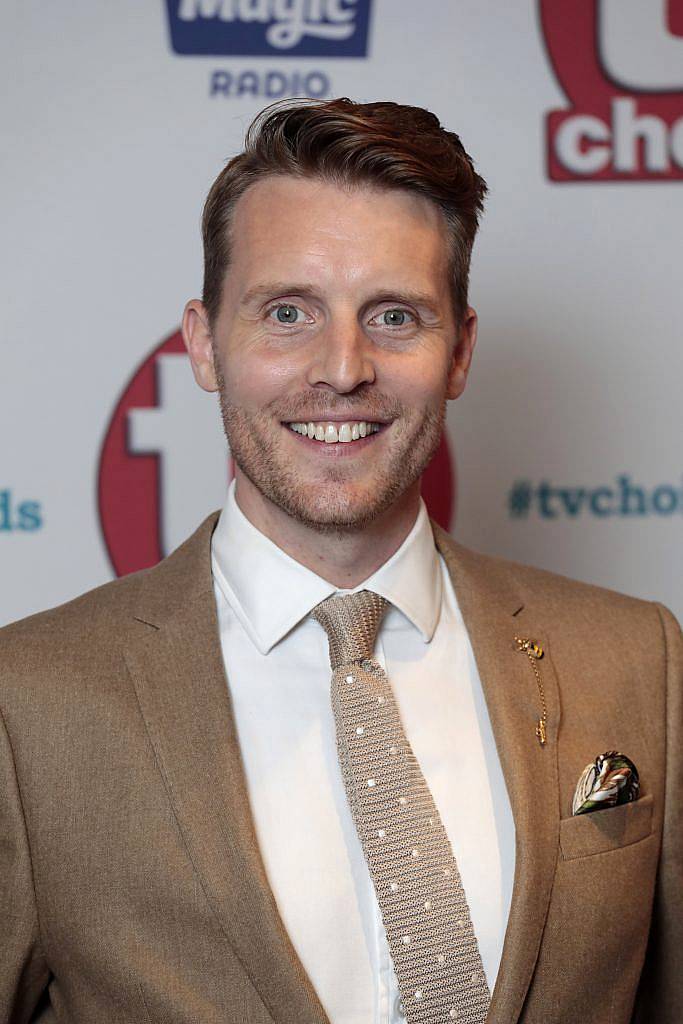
[
  {"x1": 240, "y1": 282, "x2": 443, "y2": 312},
  {"x1": 365, "y1": 289, "x2": 443, "y2": 313},
  {"x1": 240, "y1": 282, "x2": 319, "y2": 306}
]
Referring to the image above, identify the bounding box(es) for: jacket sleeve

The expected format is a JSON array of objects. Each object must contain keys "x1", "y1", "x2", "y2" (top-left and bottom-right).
[
  {"x1": 0, "y1": 703, "x2": 50, "y2": 1023},
  {"x1": 632, "y1": 603, "x2": 683, "y2": 1022}
]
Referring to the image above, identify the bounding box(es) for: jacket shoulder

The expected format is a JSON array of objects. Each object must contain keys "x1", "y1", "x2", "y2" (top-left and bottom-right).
[
  {"x1": 432, "y1": 521, "x2": 669, "y2": 633},
  {"x1": 0, "y1": 511, "x2": 219, "y2": 695},
  {"x1": 0, "y1": 567, "x2": 150, "y2": 675}
]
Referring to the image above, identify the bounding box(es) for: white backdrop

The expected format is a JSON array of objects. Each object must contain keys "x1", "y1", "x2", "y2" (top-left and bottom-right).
[{"x1": 2, "y1": 0, "x2": 682, "y2": 626}]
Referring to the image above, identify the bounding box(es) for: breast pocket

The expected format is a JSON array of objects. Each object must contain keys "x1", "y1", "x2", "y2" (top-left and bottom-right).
[{"x1": 559, "y1": 792, "x2": 654, "y2": 860}]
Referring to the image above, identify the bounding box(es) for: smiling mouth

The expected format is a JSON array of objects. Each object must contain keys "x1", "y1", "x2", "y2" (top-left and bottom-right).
[{"x1": 286, "y1": 420, "x2": 383, "y2": 444}]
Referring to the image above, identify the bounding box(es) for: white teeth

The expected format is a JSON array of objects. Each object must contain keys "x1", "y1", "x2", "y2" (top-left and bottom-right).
[{"x1": 289, "y1": 420, "x2": 382, "y2": 444}]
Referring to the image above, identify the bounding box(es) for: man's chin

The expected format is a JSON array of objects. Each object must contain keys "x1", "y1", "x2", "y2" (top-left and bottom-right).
[
  {"x1": 246, "y1": 473, "x2": 408, "y2": 535},
  {"x1": 272, "y1": 487, "x2": 391, "y2": 535}
]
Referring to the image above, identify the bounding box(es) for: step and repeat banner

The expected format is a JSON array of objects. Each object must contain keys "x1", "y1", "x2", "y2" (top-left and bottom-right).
[{"x1": 2, "y1": 1, "x2": 682, "y2": 625}]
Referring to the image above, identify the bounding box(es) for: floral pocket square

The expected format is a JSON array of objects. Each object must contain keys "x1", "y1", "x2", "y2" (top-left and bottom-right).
[{"x1": 572, "y1": 751, "x2": 640, "y2": 816}]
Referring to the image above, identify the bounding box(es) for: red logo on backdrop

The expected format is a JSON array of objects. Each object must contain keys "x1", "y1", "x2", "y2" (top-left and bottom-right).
[
  {"x1": 99, "y1": 331, "x2": 188, "y2": 577},
  {"x1": 98, "y1": 330, "x2": 456, "y2": 577},
  {"x1": 541, "y1": 0, "x2": 683, "y2": 180}
]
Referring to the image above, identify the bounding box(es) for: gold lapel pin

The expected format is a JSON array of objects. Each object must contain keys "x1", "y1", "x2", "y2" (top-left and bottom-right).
[{"x1": 514, "y1": 636, "x2": 548, "y2": 746}]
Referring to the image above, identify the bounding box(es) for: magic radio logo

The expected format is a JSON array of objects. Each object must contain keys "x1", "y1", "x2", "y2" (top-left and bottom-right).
[
  {"x1": 165, "y1": 0, "x2": 373, "y2": 57},
  {"x1": 541, "y1": 0, "x2": 683, "y2": 180},
  {"x1": 98, "y1": 331, "x2": 455, "y2": 577}
]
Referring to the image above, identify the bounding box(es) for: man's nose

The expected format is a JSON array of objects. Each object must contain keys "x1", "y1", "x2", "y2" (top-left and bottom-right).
[{"x1": 306, "y1": 317, "x2": 375, "y2": 393}]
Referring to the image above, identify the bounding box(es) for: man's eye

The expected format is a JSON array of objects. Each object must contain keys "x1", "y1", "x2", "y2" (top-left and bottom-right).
[
  {"x1": 269, "y1": 303, "x2": 306, "y2": 325},
  {"x1": 372, "y1": 309, "x2": 414, "y2": 328}
]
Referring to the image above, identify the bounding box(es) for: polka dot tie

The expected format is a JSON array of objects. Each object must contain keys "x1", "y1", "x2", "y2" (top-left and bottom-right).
[{"x1": 312, "y1": 590, "x2": 491, "y2": 1024}]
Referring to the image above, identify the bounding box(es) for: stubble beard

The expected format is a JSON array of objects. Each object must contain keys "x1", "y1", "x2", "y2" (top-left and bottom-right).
[{"x1": 214, "y1": 368, "x2": 446, "y2": 535}]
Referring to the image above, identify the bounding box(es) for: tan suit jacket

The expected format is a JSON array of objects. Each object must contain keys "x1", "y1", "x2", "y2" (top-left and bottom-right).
[{"x1": 1, "y1": 513, "x2": 681, "y2": 1023}]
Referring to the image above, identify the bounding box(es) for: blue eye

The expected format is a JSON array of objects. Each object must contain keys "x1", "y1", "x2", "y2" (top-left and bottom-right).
[
  {"x1": 382, "y1": 309, "x2": 408, "y2": 326},
  {"x1": 272, "y1": 304, "x2": 303, "y2": 324}
]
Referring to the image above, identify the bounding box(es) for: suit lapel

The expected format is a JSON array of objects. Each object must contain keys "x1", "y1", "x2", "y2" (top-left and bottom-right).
[
  {"x1": 124, "y1": 514, "x2": 328, "y2": 1024},
  {"x1": 433, "y1": 524, "x2": 561, "y2": 1024}
]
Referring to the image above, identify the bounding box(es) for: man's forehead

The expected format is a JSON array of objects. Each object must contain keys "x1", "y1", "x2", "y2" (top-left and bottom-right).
[{"x1": 227, "y1": 174, "x2": 452, "y2": 291}]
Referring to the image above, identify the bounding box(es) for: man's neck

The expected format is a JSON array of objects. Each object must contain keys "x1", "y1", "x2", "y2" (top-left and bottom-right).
[{"x1": 233, "y1": 472, "x2": 422, "y2": 589}]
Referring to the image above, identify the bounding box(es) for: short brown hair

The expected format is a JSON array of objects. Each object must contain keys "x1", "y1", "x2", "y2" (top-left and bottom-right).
[{"x1": 202, "y1": 97, "x2": 487, "y2": 326}]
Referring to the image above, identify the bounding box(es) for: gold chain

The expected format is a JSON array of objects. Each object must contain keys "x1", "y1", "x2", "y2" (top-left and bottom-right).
[{"x1": 514, "y1": 637, "x2": 548, "y2": 746}]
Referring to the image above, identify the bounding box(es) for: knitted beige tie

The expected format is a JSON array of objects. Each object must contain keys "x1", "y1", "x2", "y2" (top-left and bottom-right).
[{"x1": 312, "y1": 590, "x2": 490, "y2": 1024}]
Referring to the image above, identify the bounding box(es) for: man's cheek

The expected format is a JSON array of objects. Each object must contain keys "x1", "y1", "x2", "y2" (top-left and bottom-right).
[{"x1": 221, "y1": 361, "x2": 266, "y2": 400}]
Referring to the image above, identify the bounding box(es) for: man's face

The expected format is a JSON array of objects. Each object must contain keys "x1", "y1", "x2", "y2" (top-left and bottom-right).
[{"x1": 184, "y1": 175, "x2": 476, "y2": 532}]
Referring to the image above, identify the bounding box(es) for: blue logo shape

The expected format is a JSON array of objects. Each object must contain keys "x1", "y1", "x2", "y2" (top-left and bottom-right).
[{"x1": 166, "y1": 0, "x2": 373, "y2": 58}]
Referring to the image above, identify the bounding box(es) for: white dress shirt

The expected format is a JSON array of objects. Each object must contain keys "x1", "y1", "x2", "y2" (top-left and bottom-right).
[{"x1": 211, "y1": 482, "x2": 515, "y2": 1024}]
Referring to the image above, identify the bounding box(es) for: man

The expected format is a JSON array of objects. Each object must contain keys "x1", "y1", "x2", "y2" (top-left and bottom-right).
[{"x1": 0, "y1": 99, "x2": 680, "y2": 1024}]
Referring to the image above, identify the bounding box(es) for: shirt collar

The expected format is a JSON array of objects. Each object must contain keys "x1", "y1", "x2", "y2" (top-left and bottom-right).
[
  {"x1": 211, "y1": 480, "x2": 442, "y2": 655},
  {"x1": 361, "y1": 501, "x2": 442, "y2": 643}
]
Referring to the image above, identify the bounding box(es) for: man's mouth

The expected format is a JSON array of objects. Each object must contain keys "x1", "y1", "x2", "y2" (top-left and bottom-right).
[{"x1": 286, "y1": 420, "x2": 383, "y2": 444}]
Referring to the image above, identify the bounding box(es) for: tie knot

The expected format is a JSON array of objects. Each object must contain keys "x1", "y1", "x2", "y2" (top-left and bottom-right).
[{"x1": 311, "y1": 590, "x2": 389, "y2": 670}]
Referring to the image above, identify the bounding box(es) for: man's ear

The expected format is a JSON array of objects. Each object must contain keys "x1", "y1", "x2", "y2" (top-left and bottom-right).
[
  {"x1": 181, "y1": 299, "x2": 219, "y2": 393},
  {"x1": 446, "y1": 306, "x2": 478, "y2": 400}
]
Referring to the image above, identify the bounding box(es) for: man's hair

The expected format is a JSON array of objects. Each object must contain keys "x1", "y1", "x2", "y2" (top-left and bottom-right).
[{"x1": 202, "y1": 97, "x2": 488, "y2": 326}]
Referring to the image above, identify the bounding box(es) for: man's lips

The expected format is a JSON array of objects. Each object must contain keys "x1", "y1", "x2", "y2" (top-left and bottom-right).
[{"x1": 282, "y1": 417, "x2": 390, "y2": 449}]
